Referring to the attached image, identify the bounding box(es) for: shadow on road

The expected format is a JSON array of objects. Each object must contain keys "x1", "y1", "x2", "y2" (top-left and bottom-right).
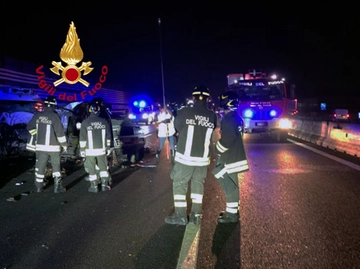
[
  {"x1": 211, "y1": 222, "x2": 240, "y2": 269},
  {"x1": 135, "y1": 224, "x2": 186, "y2": 268}
]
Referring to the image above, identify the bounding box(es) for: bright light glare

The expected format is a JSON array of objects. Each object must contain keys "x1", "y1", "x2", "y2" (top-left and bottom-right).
[
  {"x1": 279, "y1": 118, "x2": 291, "y2": 129},
  {"x1": 271, "y1": 74, "x2": 277, "y2": 79},
  {"x1": 129, "y1": 113, "x2": 136, "y2": 119},
  {"x1": 244, "y1": 109, "x2": 253, "y2": 118},
  {"x1": 270, "y1": 109, "x2": 277, "y2": 117},
  {"x1": 139, "y1": 101, "x2": 146, "y2": 108}
]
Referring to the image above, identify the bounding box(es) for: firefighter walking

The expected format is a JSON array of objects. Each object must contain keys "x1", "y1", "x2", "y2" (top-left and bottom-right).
[
  {"x1": 165, "y1": 85, "x2": 218, "y2": 225},
  {"x1": 213, "y1": 91, "x2": 249, "y2": 223},
  {"x1": 79, "y1": 103, "x2": 112, "y2": 193},
  {"x1": 26, "y1": 96, "x2": 67, "y2": 193}
]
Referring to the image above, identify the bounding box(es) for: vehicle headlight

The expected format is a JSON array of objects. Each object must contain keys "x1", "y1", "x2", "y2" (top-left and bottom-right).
[
  {"x1": 142, "y1": 113, "x2": 149, "y2": 119},
  {"x1": 129, "y1": 113, "x2": 136, "y2": 119},
  {"x1": 279, "y1": 118, "x2": 291, "y2": 129}
]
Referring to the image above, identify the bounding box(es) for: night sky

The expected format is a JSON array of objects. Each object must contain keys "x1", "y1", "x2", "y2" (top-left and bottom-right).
[{"x1": 1, "y1": 3, "x2": 358, "y2": 104}]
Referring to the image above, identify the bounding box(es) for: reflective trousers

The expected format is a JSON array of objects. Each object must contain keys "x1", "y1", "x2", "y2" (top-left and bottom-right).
[
  {"x1": 170, "y1": 162, "x2": 208, "y2": 215},
  {"x1": 35, "y1": 151, "x2": 61, "y2": 187}
]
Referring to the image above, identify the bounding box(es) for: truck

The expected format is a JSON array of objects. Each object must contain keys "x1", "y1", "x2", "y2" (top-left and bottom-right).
[{"x1": 226, "y1": 70, "x2": 297, "y2": 142}]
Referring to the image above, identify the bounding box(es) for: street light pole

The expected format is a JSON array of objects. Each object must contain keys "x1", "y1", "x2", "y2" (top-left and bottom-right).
[{"x1": 158, "y1": 17, "x2": 166, "y2": 107}]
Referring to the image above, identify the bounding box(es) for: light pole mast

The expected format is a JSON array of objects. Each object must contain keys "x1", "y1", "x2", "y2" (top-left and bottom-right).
[{"x1": 158, "y1": 17, "x2": 166, "y2": 107}]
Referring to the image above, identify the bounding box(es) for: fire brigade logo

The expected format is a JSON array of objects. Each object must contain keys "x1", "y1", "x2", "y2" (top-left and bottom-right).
[{"x1": 50, "y1": 22, "x2": 93, "y2": 87}]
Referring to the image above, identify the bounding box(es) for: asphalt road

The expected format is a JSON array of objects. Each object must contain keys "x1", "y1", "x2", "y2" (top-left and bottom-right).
[{"x1": 1, "y1": 133, "x2": 360, "y2": 268}]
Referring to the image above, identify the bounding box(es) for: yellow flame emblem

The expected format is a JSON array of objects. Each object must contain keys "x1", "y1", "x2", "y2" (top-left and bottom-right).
[{"x1": 50, "y1": 22, "x2": 93, "y2": 87}]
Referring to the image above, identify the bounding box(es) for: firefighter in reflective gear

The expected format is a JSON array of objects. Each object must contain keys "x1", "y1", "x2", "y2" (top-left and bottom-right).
[
  {"x1": 26, "y1": 96, "x2": 67, "y2": 193},
  {"x1": 165, "y1": 85, "x2": 218, "y2": 225},
  {"x1": 213, "y1": 91, "x2": 249, "y2": 223},
  {"x1": 156, "y1": 106, "x2": 176, "y2": 163},
  {"x1": 79, "y1": 104, "x2": 112, "y2": 193},
  {"x1": 26, "y1": 100, "x2": 45, "y2": 152},
  {"x1": 91, "y1": 97, "x2": 114, "y2": 147}
]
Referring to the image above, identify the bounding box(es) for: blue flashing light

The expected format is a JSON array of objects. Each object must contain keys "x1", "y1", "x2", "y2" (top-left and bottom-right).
[
  {"x1": 244, "y1": 109, "x2": 254, "y2": 118},
  {"x1": 128, "y1": 113, "x2": 136, "y2": 119},
  {"x1": 133, "y1": 101, "x2": 139, "y2": 107},
  {"x1": 269, "y1": 109, "x2": 277, "y2": 117},
  {"x1": 139, "y1": 100, "x2": 146, "y2": 108}
]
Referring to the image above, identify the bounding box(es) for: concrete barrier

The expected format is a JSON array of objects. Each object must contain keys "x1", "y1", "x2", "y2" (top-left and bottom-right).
[{"x1": 289, "y1": 119, "x2": 360, "y2": 157}]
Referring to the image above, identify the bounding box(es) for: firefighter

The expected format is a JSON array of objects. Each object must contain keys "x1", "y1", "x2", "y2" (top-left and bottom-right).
[
  {"x1": 164, "y1": 85, "x2": 218, "y2": 225},
  {"x1": 26, "y1": 100, "x2": 45, "y2": 152},
  {"x1": 91, "y1": 97, "x2": 113, "y2": 147},
  {"x1": 213, "y1": 91, "x2": 249, "y2": 223},
  {"x1": 26, "y1": 96, "x2": 67, "y2": 193},
  {"x1": 155, "y1": 106, "x2": 176, "y2": 163},
  {"x1": 79, "y1": 103, "x2": 112, "y2": 193}
]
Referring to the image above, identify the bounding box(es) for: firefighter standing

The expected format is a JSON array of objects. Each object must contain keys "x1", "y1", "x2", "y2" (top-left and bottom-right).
[
  {"x1": 26, "y1": 96, "x2": 67, "y2": 193},
  {"x1": 26, "y1": 100, "x2": 45, "y2": 153},
  {"x1": 165, "y1": 85, "x2": 218, "y2": 225},
  {"x1": 156, "y1": 106, "x2": 176, "y2": 163},
  {"x1": 213, "y1": 91, "x2": 249, "y2": 223},
  {"x1": 79, "y1": 103, "x2": 112, "y2": 193}
]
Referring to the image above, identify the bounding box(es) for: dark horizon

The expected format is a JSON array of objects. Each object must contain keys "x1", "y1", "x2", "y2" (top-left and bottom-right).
[{"x1": 1, "y1": 4, "x2": 359, "y2": 104}]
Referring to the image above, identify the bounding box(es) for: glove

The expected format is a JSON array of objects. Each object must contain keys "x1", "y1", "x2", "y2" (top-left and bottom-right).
[
  {"x1": 106, "y1": 148, "x2": 112, "y2": 156},
  {"x1": 63, "y1": 146, "x2": 67, "y2": 152},
  {"x1": 80, "y1": 151, "x2": 85, "y2": 157}
]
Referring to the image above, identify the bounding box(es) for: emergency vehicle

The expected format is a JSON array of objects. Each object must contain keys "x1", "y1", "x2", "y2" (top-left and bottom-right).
[
  {"x1": 226, "y1": 70, "x2": 297, "y2": 142},
  {"x1": 128, "y1": 95, "x2": 159, "y2": 125}
]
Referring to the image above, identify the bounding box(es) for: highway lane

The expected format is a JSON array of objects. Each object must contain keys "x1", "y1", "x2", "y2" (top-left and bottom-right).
[
  {"x1": 196, "y1": 134, "x2": 360, "y2": 268},
  {"x1": 1, "y1": 132, "x2": 360, "y2": 268}
]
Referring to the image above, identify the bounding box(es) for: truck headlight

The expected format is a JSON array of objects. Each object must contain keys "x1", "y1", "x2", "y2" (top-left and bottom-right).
[{"x1": 279, "y1": 118, "x2": 291, "y2": 129}]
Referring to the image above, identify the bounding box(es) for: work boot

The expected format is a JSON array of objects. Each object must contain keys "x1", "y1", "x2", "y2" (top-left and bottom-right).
[
  {"x1": 101, "y1": 179, "x2": 111, "y2": 191},
  {"x1": 189, "y1": 212, "x2": 201, "y2": 225},
  {"x1": 88, "y1": 180, "x2": 99, "y2": 193},
  {"x1": 54, "y1": 177, "x2": 66, "y2": 193},
  {"x1": 165, "y1": 212, "x2": 188, "y2": 226},
  {"x1": 35, "y1": 181, "x2": 43, "y2": 193},
  {"x1": 217, "y1": 211, "x2": 239, "y2": 224}
]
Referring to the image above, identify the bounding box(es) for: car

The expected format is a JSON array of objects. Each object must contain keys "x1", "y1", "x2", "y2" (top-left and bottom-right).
[{"x1": 332, "y1": 109, "x2": 349, "y2": 121}]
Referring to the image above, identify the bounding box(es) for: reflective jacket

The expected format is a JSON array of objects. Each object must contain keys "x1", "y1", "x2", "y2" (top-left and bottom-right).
[
  {"x1": 174, "y1": 101, "x2": 217, "y2": 166},
  {"x1": 215, "y1": 110, "x2": 249, "y2": 175},
  {"x1": 26, "y1": 107, "x2": 67, "y2": 152},
  {"x1": 79, "y1": 114, "x2": 112, "y2": 156},
  {"x1": 157, "y1": 112, "x2": 176, "y2": 137}
]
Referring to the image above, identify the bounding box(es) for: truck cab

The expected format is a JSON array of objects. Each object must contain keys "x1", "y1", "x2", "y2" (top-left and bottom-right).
[{"x1": 227, "y1": 70, "x2": 296, "y2": 142}]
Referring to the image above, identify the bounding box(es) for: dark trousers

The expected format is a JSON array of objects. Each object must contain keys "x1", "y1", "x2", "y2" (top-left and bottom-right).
[
  {"x1": 85, "y1": 155, "x2": 109, "y2": 184},
  {"x1": 35, "y1": 151, "x2": 61, "y2": 186},
  {"x1": 170, "y1": 162, "x2": 208, "y2": 214}
]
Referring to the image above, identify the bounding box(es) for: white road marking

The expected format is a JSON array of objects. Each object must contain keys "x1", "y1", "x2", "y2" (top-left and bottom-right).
[
  {"x1": 288, "y1": 138, "x2": 360, "y2": 171},
  {"x1": 176, "y1": 223, "x2": 201, "y2": 269}
]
